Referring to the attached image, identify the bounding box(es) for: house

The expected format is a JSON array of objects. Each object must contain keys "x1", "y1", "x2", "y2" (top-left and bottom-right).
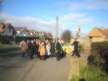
[
  {"x1": 15, "y1": 27, "x2": 40, "y2": 37},
  {"x1": 0, "y1": 23, "x2": 5, "y2": 33},
  {"x1": 88, "y1": 27, "x2": 108, "y2": 42},
  {"x1": 15, "y1": 27, "x2": 52, "y2": 38},
  {"x1": 15, "y1": 27, "x2": 30, "y2": 37},
  {"x1": 0, "y1": 23, "x2": 16, "y2": 43},
  {"x1": 1, "y1": 24, "x2": 16, "y2": 36}
]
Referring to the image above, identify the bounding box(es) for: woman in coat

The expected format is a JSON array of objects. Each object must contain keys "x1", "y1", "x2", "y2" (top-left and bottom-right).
[
  {"x1": 46, "y1": 40, "x2": 51, "y2": 58},
  {"x1": 39, "y1": 41, "x2": 46, "y2": 60},
  {"x1": 19, "y1": 40, "x2": 28, "y2": 57}
]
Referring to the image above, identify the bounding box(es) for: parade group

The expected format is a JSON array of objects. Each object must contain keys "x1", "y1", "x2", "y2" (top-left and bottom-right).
[{"x1": 19, "y1": 38, "x2": 80, "y2": 60}]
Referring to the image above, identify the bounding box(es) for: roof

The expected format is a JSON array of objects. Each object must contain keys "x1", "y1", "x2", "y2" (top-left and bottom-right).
[
  {"x1": 101, "y1": 28, "x2": 108, "y2": 37},
  {"x1": 89, "y1": 27, "x2": 108, "y2": 38},
  {"x1": 0, "y1": 23, "x2": 5, "y2": 33}
]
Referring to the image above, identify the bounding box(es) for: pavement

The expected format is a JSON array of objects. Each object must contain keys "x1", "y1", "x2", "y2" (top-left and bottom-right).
[
  {"x1": 0, "y1": 55, "x2": 69, "y2": 81},
  {"x1": 0, "y1": 46, "x2": 22, "y2": 56},
  {"x1": 0, "y1": 56, "x2": 31, "y2": 81}
]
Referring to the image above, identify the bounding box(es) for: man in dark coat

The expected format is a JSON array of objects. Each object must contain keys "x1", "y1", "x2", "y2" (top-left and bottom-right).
[
  {"x1": 28, "y1": 40, "x2": 34, "y2": 59},
  {"x1": 72, "y1": 39, "x2": 80, "y2": 57},
  {"x1": 34, "y1": 40, "x2": 39, "y2": 57},
  {"x1": 55, "y1": 40, "x2": 63, "y2": 60}
]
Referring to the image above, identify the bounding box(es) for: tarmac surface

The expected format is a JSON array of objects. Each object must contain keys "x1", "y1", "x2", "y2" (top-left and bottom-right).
[{"x1": 0, "y1": 55, "x2": 69, "y2": 81}]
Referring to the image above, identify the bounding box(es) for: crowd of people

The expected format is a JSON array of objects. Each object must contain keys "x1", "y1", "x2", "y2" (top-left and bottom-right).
[
  {"x1": 19, "y1": 38, "x2": 80, "y2": 61},
  {"x1": 19, "y1": 39, "x2": 65, "y2": 60}
]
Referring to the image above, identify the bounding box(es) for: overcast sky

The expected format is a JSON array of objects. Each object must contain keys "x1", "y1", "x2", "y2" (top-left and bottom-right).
[{"x1": 1, "y1": 0, "x2": 108, "y2": 35}]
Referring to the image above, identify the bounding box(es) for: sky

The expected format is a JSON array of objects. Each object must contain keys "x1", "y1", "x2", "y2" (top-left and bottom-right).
[{"x1": 0, "y1": 0, "x2": 108, "y2": 36}]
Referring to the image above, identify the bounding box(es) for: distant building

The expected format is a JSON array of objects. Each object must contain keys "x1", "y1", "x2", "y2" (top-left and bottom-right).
[
  {"x1": 88, "y1": 27, "x2": 108, "y2": 42},
  {"x1": 0, "y1": 23, "x2": 16, "y2": 43},
  {"x1": 15, "y1": 27, "x2": 30, "y2": 37},
  {"x1": 0, "y1": 23, "x2": 16, "y2": 36},
  {"x1": 1, "y1": 24, "x2": 16, "y2": 36},
  {"x1": 15, "y1": 27, "x2": 52, "y2": 39},
  {"x1": 0, "y1": 23, "x2": 5, "y2": 33}
]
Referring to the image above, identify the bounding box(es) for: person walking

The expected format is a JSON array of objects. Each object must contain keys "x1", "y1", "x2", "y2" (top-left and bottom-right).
[
  {"x1": 32, "y1": 39, "x2": 37, "y2": 58},
  {"x1": 35, "y1": 39, "x2": 39, "y2": 57},
  {"x1": 39, "y1": 41, "x2": 46, "y2": 60},
  {"x1": 55, "y1": 40, "x2": 63, "y2": 61},
  {"x1": 50, "y1": 40, "x2": 55, "y2": 57},
  {"x1": 19, "y1": 40, "x2": 28, "y2": 57},
  {"x1": 28, "y1": 40, "x2": 34, "y2": 59},
  {"x1": 46, "y1": 40, "x2": 51, "y2": 58},
  {"x1": 72, "y1": 38, "x2": 80, "y2": 57}
]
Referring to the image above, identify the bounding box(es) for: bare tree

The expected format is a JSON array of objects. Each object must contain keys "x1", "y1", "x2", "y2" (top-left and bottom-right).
[{"x1": 61, "y1": 30, "x2": 72, "y2": 43}]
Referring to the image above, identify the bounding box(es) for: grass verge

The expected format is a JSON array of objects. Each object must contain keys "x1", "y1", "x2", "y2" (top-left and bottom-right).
[{"x1": 70, "y1": 65, "x2": 108, "y2": 81}]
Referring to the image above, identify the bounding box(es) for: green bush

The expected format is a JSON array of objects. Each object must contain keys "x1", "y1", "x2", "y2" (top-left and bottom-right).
[
  {"x1": 88, "y1": 41, "x2": 108, "y2": 73},
  {"x1": 80, "y1": 65, "x2": 108, "y2": 81},
  {"x1": 70, "y1": 75, "x2": 79, "y2": 81},
  {"x1": 70, "y1": 65, "x2": 108, "y2": 81}
]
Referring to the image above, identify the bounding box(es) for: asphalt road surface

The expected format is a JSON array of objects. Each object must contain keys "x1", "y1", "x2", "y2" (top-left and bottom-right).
[{"x1": 0, "y1": 55, "x2": 69, "y2": 81}]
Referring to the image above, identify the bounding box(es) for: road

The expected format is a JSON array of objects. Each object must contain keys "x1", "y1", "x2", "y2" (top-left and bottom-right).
[{"x1": 0, "y1": 55, "x2": 69, "y2": 81}]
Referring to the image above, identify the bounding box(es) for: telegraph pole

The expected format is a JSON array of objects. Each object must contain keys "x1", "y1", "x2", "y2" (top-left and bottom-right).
[
  {"x1": 55, "y1": 16, "x2": 59, "y2": 43},
  {"x1": 0, "y1": 0, "x2": 3, "y2": 12},
  {"x1": 55, "y1": 16, "x2": 59, "y2": 51},
  {"x1": 0, "y1": 0, "x2": 3, "y2": 22}
]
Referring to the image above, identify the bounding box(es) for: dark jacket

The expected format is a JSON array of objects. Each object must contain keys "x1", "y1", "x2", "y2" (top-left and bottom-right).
[{"x1": 56, "y1": 42, "x2": 62, "y2": 53}]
